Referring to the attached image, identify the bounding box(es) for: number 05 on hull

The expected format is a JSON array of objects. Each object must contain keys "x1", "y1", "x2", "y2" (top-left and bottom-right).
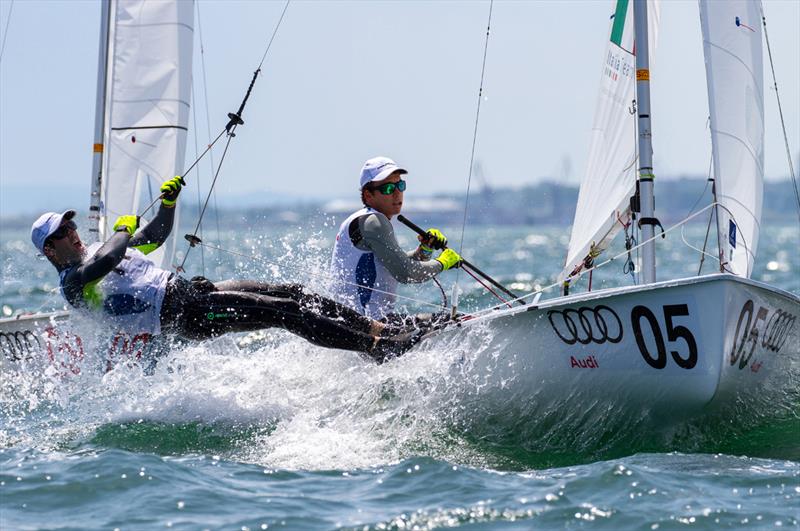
[{"x1": 426, "y1": 274, "x2": 799, "y2": 423}]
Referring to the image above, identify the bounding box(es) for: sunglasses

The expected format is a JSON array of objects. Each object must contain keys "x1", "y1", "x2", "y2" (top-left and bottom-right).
[
  {"x1": 369, "y1": 180, "x2": 406, "y2": 195},
  {"x1": 48, "y1": 220, "x2": 77, "y2": 241}
]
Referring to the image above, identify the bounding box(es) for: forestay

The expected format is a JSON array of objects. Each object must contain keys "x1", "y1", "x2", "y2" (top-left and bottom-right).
[
  {"x1": 561, "y1": 0, "x2": 659, "y2": 283},
  {"x1": 98, "y1": 0, "x2": 194, "y2": 269},
  {"x1": 700, "y1": 0, "x2": 764, "y2": 278}
]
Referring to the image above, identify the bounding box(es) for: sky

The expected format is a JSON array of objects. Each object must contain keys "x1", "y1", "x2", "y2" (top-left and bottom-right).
[{"x1": 1, "y1": 0, "x2": 798, "y2": 216}]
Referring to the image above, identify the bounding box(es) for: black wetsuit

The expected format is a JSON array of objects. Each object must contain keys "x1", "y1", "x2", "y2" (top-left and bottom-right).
[{"x1": 159, "y1": 277, "x2": 401, "y2": 355}]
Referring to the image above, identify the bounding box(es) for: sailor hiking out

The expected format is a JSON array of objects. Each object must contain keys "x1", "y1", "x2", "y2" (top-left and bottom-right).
[
  {"x1": 32, "y1": 177, "x2": 422, "y2": 364},
  {"x1": 329, "y1": 156, "x2": 462, "y2": 321}
]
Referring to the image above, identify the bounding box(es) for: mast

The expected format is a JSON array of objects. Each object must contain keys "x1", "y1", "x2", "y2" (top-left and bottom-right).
[
  {"x1": 633, "y1": 0, "x2": 657, "y2": 283},
  {"x1": 88, "y1": 0, "x2": 112, "y2": 242}
]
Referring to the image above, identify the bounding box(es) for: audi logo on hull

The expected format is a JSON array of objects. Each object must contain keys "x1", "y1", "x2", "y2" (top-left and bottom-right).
[{"x1": 547, "y1": 305, "x2": 624, "y2": 345}]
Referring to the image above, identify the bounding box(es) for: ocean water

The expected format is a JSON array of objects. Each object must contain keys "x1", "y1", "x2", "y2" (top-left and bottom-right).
[{"x1": 1, "y1": 217, "x2": 798, "y2": 530}]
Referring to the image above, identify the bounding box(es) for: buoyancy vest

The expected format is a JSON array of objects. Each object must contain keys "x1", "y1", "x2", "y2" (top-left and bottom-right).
[
  {"x1": 59, "y1": 242, "x2": 171, "y2": 335},
  {"x1": 329, "y1": 207, "x2": 398, "y2": 318}
]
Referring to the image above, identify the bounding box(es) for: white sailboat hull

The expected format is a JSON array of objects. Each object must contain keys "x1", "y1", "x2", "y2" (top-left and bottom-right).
[
  {"x1": 420, "y1": 274, "x2": 798, "y2": 425},
  {"x1": 3, "y1": 274, "x2": 796, "y2": 432}
]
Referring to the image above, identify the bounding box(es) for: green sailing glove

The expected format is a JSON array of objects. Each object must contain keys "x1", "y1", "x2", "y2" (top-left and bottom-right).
[
  {"x1": 418, "y1": 228, "x2": 448, "y2": 253},
  {"x1": 160, "y1": 176, "x2": 185, "y2": 207},
  {"x1": 113, "y1": 215, "x2": 140, "y2": 236},
  {"x1": 435, "y1": 248, "x2": 462, "y2": 271}
]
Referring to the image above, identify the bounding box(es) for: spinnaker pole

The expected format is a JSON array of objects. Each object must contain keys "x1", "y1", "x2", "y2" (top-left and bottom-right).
[
  {"x1": 633, "y1": 0, "x2": 657, "y2": 283},
  {"x1": 88, "y1": 0, "x2": 112, "y2": 242}
]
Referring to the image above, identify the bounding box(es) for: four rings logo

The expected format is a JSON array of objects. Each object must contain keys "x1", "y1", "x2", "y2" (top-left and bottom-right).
[
  {"x1": 0, "y1": 330, "x2": 42, "y2": 362},
  {"x1": 547, "y1": 305, "x2": 623, "y2": 345},
  {"x1": 762, "y1": 309, "x2": 795, "y2": 352},
  {"x1": 731, "y1": 300, "x2": 796, "y2": 370}
]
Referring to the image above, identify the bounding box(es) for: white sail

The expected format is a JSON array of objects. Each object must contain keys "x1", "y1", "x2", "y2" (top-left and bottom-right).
[
  {"x1": 98, "y1": 0, "x2": 194, "y2": 269},
  {"x1": 700, "y1": 0, "x2": 764, "y2": 278},
  {"x1": 561, "y1": 0, "x2": 659, "y2": 282}
]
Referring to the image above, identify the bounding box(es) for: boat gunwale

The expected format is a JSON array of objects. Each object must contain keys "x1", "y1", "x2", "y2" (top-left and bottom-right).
[{"x1": 444, "y1": 273, "x2": 800, "y2": 330}]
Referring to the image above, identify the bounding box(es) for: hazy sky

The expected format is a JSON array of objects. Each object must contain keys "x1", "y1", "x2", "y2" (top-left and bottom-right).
[{"x1": 1, "y1": 0, "x2": 798, "y2": 216}]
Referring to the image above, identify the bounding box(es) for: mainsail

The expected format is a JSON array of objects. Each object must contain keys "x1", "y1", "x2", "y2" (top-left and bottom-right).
[
  {"x1": 561, "y1": 0, "x2": 659, "y2": 283},
  {"x1": 700, "y1": 0, "x2": 764, "y2": 278},
  {"x1": 94, "y1": 0, "x2": 194, "y2": 269}
]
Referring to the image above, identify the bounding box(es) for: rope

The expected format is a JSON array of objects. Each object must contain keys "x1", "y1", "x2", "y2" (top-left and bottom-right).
[
  {"x1": 189, "y1": 240, "x2": 445, "y2": 312},
  {"x1": 432, "y1": 277, "x2": 448, "y2": 309},
  {"x1": 179, "y1": 131, "x2": 236, "y2": 271},
  {"x1": 467, "y1": 201, "x2": 742, "y2": 319},
  {"x1": 196, "y1": 0, "x2": 222, "y2": 250},
  {"x1": 190, "y1": 81, "x2": 206, "y2": 274},
  {"x1": 680, "y1": 151, "x2": 714, "y2": 275},
  {"x1": 454, "y1": 0, "x2": 494, "y2": 306},
  {"x1": 461, "y1": 266, "x2": 512, "y2": 308},
  {"x1": 0, "y1": 0, "x2": 13, "y2": 65},
  {"x1": 760, "y1": 6, "x2": 800, "y2": 226},
  {"x1": 137, "y1": 128, "x2": 227, "y2": 219},
  {"x1": 257, "y1": 0, "x2": 291, "y2": 71},
  {"x1": 179, "y1": 0, "x2": 291, "y2": 269}
]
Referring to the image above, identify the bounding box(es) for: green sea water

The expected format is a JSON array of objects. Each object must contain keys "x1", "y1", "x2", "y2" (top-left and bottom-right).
[{"x1": 1, "y1": 219, "x2": 798, "y2": 529}]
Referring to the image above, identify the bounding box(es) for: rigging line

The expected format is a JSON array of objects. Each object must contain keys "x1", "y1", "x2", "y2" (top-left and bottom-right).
[
  {"x1": 455, "y1": 0, "x2": 494, "y2": 293},
  {"x1": 190, "y1": 79, "x2": 206, "y2": 274},
  {"x1": 471, "y1": 202, "x2": 732, "y2": 317},
  {"x1": 686, "y1": 150, "x2": 714, "y2": 275},
  {"x1": 462, "y1": 266, "x2": 512, "y2": 308},
  {"x1": 0, "y1": 0, "x2": 13, "y2": 65},
  {"x1": 257, "y1": 0, "x2": 291, "y2": 70},
  {"x1": 195, "y1": 0, "x2": 221, "y2": 246},
  {"x1": 179, "y1": 125, "x2": 238, "y2": 271},
  {"x1": 190, "y1": 240, "x2": 445, "y2": 311},
  {"x1": 432, "y1": 278, "x2": 448, "y2": 309},
  {"x1": 138, "y1": 127, "x2": 226, "y2": 218},
  {"x1": 760, "y1": 6, "x2": 800, "y2": 225}
]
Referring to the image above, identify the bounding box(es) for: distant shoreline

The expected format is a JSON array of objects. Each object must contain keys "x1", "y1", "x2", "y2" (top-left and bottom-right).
[{"x1": 2, "y1": 177, "x2": 798, "y2": 228}]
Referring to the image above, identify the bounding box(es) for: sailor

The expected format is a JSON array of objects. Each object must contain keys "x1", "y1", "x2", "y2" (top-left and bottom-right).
[
  {"x1": 32, "y1": 177, "x2": 418, "y2": 363},
  {"x1": 329, "y1": 156, "x2": 462, "y2": 321}
]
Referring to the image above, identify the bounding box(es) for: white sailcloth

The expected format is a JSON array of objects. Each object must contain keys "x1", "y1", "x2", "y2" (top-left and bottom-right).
[
  {"x1": 561, "y1": 0, "x2": 659, "y2": 282},
  {"x1": 99, "y1": 0, "x2": 194, "y2": 269},
  {"x1": 700, "y1": 0, "x2": 764, "y2": 278}
]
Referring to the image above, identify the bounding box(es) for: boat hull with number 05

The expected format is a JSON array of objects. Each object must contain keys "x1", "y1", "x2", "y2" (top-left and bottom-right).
[{"x1": 422, "y1": 274, "x2": 798, "y2": 423}]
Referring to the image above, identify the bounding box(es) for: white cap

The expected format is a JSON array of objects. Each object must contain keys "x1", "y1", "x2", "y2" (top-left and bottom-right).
[
  {"x1": 359, "y1": 156, "x2": 407, "y2": 189},
  {"x1": 31, "y1": 210, "x2": 76, "y2": 253}
]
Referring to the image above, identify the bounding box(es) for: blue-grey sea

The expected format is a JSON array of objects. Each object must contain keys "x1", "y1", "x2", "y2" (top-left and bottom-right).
[{"x1": 1, "y1": 214, "x2": 798, "y2": 530}]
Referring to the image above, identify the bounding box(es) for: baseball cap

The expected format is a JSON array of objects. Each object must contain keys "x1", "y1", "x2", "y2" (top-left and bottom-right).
[
  {"x1": 31, "y1": 210, "x2": 77, "y2": 253},
  {"x1": 359, "y1": 156, "x2": 407, "y2": 189}
]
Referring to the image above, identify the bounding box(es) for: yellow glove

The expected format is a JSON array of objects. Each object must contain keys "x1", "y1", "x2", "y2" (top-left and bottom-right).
[
  {"x1": 435, "y1": 248, "x2": 462, "y2": 271},
  {"x1": 418, "y1": 228, "x2": 448, "y2": 253},
  {"x1": 160, "y1": 176, "x2": 184, "y2": 207},
  {"x1": 113, "y1": 215, "x2": 139, "y2": 236}
]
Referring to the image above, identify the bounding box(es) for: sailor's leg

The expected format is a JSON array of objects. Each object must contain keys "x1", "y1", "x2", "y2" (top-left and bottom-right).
[
  {"x1": 174, "y1": 290, "x2": 376, "y2": 351},
  {"x1": 174, "y1": 290, "x2": 419, "y2": 360},
  {"x1": 212, "y1": 280, "x2": 378, "y2": 334}
]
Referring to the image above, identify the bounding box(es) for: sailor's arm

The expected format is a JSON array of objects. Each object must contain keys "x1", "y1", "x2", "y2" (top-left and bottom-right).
[
  {"x1": 128, "y1": 176, "x2": 182, "y2": 255},
  {"x1": 360, "y1": 213, "x2": 442, "y2": 284},
  {"x1": 129, "y1": 203, "x2": 175, "y2": 255},
  {"x1": 60, "y1": 230, "x2": 131, "y2": 306}
]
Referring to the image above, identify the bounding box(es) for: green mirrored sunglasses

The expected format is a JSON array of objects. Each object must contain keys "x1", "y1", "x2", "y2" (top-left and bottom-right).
[{"x1": 369, "y1": 180, "x2": 406, "y2": 195}]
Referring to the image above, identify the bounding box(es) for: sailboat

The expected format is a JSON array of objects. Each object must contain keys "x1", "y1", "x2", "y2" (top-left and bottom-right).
[
  {"x1": 2, "y1": 0, "x2": 796, "y2": 422},
  {"x1": 0, "y1": 0, "x2": 193, "y2": 371},
  {"x1": 414, "y1": 0, "x2": 798, "y2": 422}
]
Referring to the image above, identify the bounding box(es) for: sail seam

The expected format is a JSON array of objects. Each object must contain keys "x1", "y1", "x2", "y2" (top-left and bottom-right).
[
  {"x1": 708, "y1": 129, "x2": 764, "y2": 178},
  {"x1": 703, "y1": 41, "x2": 765, "y2": 108}
]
